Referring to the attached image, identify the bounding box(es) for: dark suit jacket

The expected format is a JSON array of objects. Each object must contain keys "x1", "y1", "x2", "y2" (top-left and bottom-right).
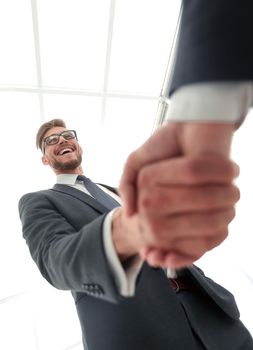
[
  {"x1": 169, "y1": 0, "x2": 253, "y2": 96},
  {"x1": 18, "y1": 184, "x2": 253, "y2": 349}
]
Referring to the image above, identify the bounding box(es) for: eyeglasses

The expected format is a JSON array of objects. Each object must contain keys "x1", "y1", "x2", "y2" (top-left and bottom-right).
[{"x1": 42, "y1": 130, "x2": 77, "y2": 153}]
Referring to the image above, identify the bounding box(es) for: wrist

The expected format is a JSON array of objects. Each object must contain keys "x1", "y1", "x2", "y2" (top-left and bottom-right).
[
  {"x1": 111, "y1": 207, "x2": 140, "y2": 262},
  {"x1": 176, "y1": 122, "x2": 235, "y2": 157}
]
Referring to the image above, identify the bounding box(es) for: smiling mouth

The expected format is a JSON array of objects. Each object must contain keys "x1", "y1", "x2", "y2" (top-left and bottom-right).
[{"x1": 57, "y1": 147, "x2": 74, "y2": 156}]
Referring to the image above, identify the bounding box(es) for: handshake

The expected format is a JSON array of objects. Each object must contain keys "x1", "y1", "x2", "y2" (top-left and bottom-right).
[{"x1": 112, "y1": 122, "x2": 239, "y2": 269}]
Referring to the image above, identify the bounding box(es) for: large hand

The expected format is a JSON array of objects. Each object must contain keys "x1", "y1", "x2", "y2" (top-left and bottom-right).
[
  {"x1": 113, "y1": 155, "x2": 239, "y2": 268},
  {"x1": 118, "y1": 122, "x2": 237, "y2": 268},
  {"x1": 136, "y1": 155, "x2": 239, "y2": 268},
  {"x1": 119, "y1": 122, "x2": 235, "y2": 215}
]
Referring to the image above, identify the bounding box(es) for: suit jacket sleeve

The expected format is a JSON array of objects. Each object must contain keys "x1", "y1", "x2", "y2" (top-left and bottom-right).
[
  {"x1": 18, "y1": 190, "x2": 121, "y2": 304},
  {"x1": 169, "y1": 0, "x2": 253, "y2": 96}
]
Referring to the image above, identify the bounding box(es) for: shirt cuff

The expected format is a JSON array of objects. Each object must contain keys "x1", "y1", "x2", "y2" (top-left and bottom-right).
[
  {"x1": 166, "y1": 81, "x2": 253, "y2": 127},
  {"x1": 102, "y1": 209, "x2": 143, "y2": 297}
]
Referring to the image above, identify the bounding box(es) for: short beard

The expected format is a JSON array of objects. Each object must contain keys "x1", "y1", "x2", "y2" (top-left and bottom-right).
[{"x1": 52, "y1": 155, "x2": 82, "y2": 171}]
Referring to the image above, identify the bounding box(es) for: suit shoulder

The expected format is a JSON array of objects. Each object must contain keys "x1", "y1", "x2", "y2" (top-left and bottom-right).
[
  {"x1": 19, "y1": 188, "x2": 51, "y2": 200},
  {"x1": 18, "y1": 189, "x2": 53, "y2": 209}
]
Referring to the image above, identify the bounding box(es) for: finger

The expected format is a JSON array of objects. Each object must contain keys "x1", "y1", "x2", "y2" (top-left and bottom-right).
[
  {"x1": 139, "y1": 247, "x2": 152, "y2": 260},
  {"x1": 137, "y1": 155, "x2": 240, "y2": 189},
  {"x1": 140, "y1": 228, "x2": 228, "y2": 269},
  {"x1": 142, "y1": 248, "x2": 197, "y2": 269},
  {"x1": 166, "y1": 229, "x2": 229, "y2": 259},
  {"x1": 140, "y1": 208, "x2": 235, "y2": 246},
  {"x1": 140, "y1": 248, "x2": 168, "y2": 267},
  {"x1": 119, "y1": 152, "x2": 143, "y2": 215},
  {"x1": 160, "y1": 228, "x2": 228, "y2": 269},
  {"x1": 138, "y1": 184, "x2": 240, "y2": 215},
  {"x1": 162, "y1": 253, "x2": 199, "y2": 269}
]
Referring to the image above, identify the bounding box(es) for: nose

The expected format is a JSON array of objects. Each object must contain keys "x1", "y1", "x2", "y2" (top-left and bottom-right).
[{"x1": 58, "y1": 135, "x2": 67, "y2": 144}]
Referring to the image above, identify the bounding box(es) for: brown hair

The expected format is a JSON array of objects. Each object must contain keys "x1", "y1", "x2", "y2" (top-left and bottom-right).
[{"x1": 36, "y1": 118, "x2": 66, "y2": 151}]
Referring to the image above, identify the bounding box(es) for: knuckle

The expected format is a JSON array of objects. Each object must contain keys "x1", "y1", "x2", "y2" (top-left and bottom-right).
[
  {"x1": 208, "y1": 208, "x2": 235, "y2": 229},
  {"x1": 139, "y1": 187, "x2": 171, "y2": 212},
  {"x1": 230, "y1": 185, "x2": 240, "y2": 203},
  {"x1": 207, "y1": 229, "x2": 229, "y2": 250},
  {"x1": 183, "y1": 156, "x2": 237, "y2": 183},
  {"x1": 150, "y1": 190, "x2": 173, "y2": 209},
  {"x1": 222, "y1": 160, "x2": 238, "y2": 180},
  {"x1": 138, "y1": 167, "x2": 153, "y2": 188},
  {"x1": 227, "y1": 207, "x2": 236, "y2": 222},
  {"x1": 202, "y1": 185, "x2": 239, "y2": 210},
  {"x1": 147, "y1": 219, "x2": 161, "y2": 237},
  {"x1": 201, "y1": 212, "x2": 223, "y2": 230},
  {"x1": 183, "y1": 157, "x2": 206, "y2": 182},
  {"x1": 141, "y1": 218, "x2": 158, "y2": 242},
  {"x1": 216, "y1": 207, "x2": 235, "y2": 225},
  {"x1": 139, "y1": 192, "x2": 152, "y2": 210},
  {"x1": 142, "y1": 218, "x2": 169, "y2": 246},
  {"x1": 222, "y1": 229, "x2": 229, "y2": 240},
  {"x1": 139, "y1": 190, "x2": 161, "y2": 211},
  {"x1": 184, "y1": 158, "x2": 201, "y2": 180}
]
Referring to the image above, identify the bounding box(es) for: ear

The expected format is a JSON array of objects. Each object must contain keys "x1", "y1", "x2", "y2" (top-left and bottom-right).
[{"x1": 42, "y1": 155, "x2": 49, "y2": 166}]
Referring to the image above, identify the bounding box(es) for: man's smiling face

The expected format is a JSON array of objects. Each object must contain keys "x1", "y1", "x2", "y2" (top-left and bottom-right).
[{"x1": 41, "y1": 126, "x2": 83, "y2": 174}]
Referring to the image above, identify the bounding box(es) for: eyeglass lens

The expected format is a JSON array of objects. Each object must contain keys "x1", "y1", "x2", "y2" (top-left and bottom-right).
[{"x1": 45, "y1": 130, "x2": 76, "y2": 145}]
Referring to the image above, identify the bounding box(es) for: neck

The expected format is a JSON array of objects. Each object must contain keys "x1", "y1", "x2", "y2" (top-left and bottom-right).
[{"x1": 54, "y1": 165, "x2": 84, "y2": 176}]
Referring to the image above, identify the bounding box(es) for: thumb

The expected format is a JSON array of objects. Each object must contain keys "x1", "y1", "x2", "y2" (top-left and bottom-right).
[{"x1": 119, "y1": 123, "x2": 181, "y2": 215}]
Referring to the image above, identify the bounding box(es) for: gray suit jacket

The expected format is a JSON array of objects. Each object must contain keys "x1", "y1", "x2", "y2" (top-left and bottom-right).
[{"x1": 19, "y1": 184, "x2": 253, "y2": 349}]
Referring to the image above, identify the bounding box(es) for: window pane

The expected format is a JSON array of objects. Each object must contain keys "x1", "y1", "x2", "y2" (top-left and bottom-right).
[
  {"x1": 0, "y1": 0, "x2": 37, "y2": 85},
  {"x1": 0, "y1": 92, "x2": 41, "y2": 298},
  {"x1": 94, "y1": 97, "x2": 158, "y2": 185},
  {"x1": 38, "y1": 0, "x2": 111, "y2": 90},
  {"x1": 108, "y1": 0, "x2": 181, "y2": 95}
]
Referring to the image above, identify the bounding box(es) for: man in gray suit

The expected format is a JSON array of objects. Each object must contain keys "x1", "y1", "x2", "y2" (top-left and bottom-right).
[{"x1": 19, "y1": 118, "x2": 253, "y2": 349}]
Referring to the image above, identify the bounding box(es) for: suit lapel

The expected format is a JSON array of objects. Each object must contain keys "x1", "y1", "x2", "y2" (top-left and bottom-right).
[
  {"x1": 52, "y1": 184, "x2": 110, "y2": 214},
  {"x1": 98, "y1": 183, "x2": 118, "y2": 195},
  {"x1": 187, "y1": 265, "x2": 239, "y2": 319}
]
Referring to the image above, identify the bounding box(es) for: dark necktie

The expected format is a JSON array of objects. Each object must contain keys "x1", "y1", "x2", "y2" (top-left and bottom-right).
[{"x1": 77, "y1": 175, "x2": 120, "y2": 210}]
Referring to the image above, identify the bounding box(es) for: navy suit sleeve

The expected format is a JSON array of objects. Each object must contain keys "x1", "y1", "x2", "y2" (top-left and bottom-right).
[
  {"x1": 169, "y1": 0, "x2": 253, "y2": 95},
  {"x1": 18, "y1": 191, "x2": 120, "y2": 303}
]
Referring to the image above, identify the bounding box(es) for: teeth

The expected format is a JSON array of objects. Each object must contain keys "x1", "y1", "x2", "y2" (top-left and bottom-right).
[{"x1": 59, "y1": 148, "x2": 72, "y2": 155}]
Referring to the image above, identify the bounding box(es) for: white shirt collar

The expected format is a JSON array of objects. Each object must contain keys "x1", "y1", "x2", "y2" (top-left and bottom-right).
[{"x1": 56, "y1": 173, "x2": 79, "y2": 186}]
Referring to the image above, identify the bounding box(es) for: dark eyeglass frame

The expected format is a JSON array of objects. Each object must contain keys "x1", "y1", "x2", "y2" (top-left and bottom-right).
[{"x1": 42, "y1": 130, "x2": 78, "y2": 153}]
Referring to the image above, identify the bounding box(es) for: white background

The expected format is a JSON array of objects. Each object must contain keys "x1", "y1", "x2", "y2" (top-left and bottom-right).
[{"x1": 0, "y1": 1, "x2": 252, "y2": 349}]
